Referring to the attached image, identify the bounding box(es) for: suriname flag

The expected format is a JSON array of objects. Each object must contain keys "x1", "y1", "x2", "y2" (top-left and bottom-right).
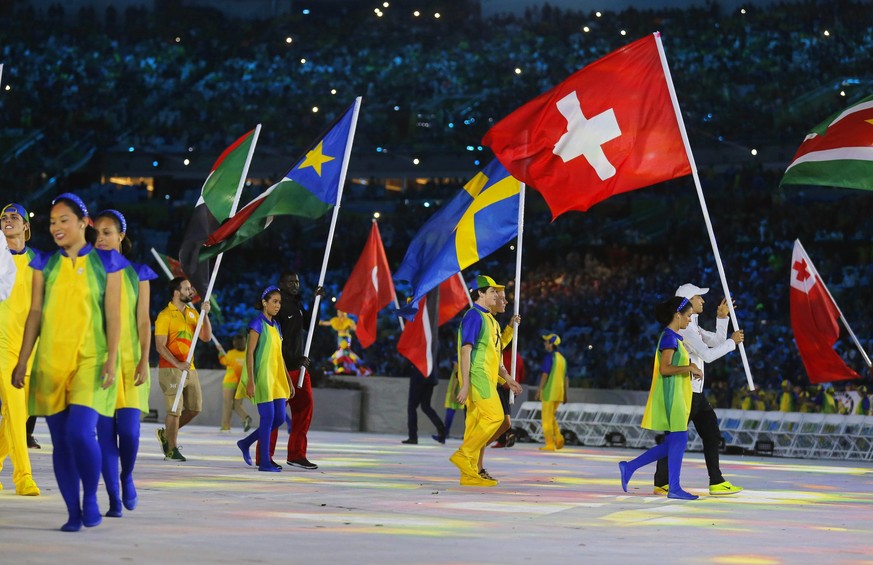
[{"x1": 781, "y1": 94, "x2": 873, "y2": 191}]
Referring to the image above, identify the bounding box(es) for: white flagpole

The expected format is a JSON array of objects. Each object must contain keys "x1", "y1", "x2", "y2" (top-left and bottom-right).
[
  {"x1": 171, "y1": 124, "x2": 262, "y2": 412},
  {"x1": 299, "y1": 97, "x2": 362, "y2": 387},
  {"x1": 797, "y1": 239, "x2": 871, "y2": 367},
  {"x1": 654, "y1": 33, "x2": 755, "y2": 390},
  {"x1": 509, "y1": 182, "x2": 526, "y2": 404},
  {"x1": 151, "y1": 247, "x2": 225, "y2": 355},
  {"x1": 460, "y1": 272, "x2": 473, "y2": 307}
]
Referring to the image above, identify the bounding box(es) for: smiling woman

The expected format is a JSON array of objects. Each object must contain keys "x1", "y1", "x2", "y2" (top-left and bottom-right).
[{"x1": 11, "y1": 192, "x2": 128, "y2": 532}]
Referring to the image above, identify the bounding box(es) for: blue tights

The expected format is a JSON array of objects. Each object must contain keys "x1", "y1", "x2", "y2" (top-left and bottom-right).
[
  {"x1": 97, "y1": 408, "x2": 141, "y2": 517},
  {"x1": 46, "y1": 405, "x2": 103, "y2": 532},
  {"x1": 620, "y1": 431, "x2": 696, "y2": 499},
  {"x1": 238, "y1": 399, "x2": 285, "y2": 471}
]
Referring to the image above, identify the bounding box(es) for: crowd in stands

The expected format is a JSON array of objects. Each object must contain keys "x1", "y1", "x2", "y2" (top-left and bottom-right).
[{"x1": 1, "y1": 1, "x2": 872, "y2": 404}]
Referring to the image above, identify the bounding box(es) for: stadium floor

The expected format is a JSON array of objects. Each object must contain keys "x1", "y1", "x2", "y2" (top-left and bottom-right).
[{"x1": 2, "y1": 423, "x2": 872, "y2": 564}]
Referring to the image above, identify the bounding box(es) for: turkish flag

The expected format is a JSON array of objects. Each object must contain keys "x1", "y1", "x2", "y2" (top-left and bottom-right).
[
  {"x1": 335, "y1": 221, "x2": 396, "y2": 349},
  {"x1": 398, "y1": 274, "x2": 471, "y2": 377},
  {"x1": 790, "y1": 240, "x2": 861, "y2": 384},
  {"x1": 483, "y1": 33, "x2": 691, "y2": 217}
]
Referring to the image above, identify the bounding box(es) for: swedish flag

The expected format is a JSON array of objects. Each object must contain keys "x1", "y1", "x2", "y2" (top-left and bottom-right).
[{"x1": 394, "y1": 159, "x2": 520, "y2": 317}]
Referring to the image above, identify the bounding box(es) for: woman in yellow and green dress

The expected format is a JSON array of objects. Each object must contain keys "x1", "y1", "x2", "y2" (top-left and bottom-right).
[
  {"x1": 618, "y1": 296, "x2": 703, "y2": 501},
  {"x1": 93, "y1": 209, "x2": 157, "y2": 518},
  {"x1": 236, "y1": 286, "x2": 294, "y2": 472},
  {"x1": 12, "y1": 193, "x2": 126, "y2": 531}
]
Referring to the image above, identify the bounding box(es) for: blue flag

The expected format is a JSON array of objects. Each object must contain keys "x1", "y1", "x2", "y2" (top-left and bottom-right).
[{"x1": 394, "y1": 159, "x2": 520, "y2": 318}]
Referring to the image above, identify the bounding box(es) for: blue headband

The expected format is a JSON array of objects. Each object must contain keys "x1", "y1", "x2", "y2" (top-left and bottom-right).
[
  {"x1": 261, "y1": 285, "x2": 280, "y2": 301},
  {"x1": 98, "y1": 209, "x2": 127, "y2": 234},
  {"x1": 52, "y1": 192, "x2": 89, "y2": 218},
  {"x1": 676, "y1": 297, "x2": 690, "y2": 312}
]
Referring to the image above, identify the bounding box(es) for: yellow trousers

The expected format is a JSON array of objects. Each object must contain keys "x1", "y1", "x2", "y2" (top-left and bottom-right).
[
  {"x1": 0, "y1": 366, "x2": 34, "y2": 487},
  {"x1": 458, "y1": 394, "x2": 504, "y2": 465},
  {"x1": 541, "y1": 400, "x2": 563, "y2": 449}
]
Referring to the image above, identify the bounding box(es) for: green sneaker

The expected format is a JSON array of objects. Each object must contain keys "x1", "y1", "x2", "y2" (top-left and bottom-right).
[
  {"x1": 243, "y1": 415, "x2": 253, "y2": 432},
  {"x1": 164, "y1": 447, "x2": 187, "y2": 462},
  {"x1": 709, "y1": 481, "x2": 743, "y2": 495},
  {"x1": 156, "y1": 427, "x2": 168, "y2": 456}
]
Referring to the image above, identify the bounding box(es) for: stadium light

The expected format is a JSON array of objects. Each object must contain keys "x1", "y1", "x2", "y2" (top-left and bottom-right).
[
  {"x1": 823, "y1": 30, "x2": 830, "y2": 37},
  {"x1": 300, "y1": 58, "x2": 306, "y2": 64},
  {"x1": 740, "y1": 8, "x2": 746, "y2": 14},
  {"x1": 620, "y1": 30, "x2": 627, "y2": 36},
  {"x1": 175, "y1": 37, "x2": 181, "y2": 43},
  {"x1": 413, "y1": 10, "x2": 420, "y2": 17},
  {"x1": 434, "y1": 12, "x2": 440, "y2": 19},
  {"x1": 4, "y1": 85, "x2": 9, "y2": 91},
  {"x1": 583, "y1": 26, "x2": 590, "y2": 32},
  {"x1": 312, "y1": 106, "x2": 319, "y2": 113},
  {"x1": 751, "y1": 148, "x2": 758, "y2": 156},
  {"x1": 514, "y1": 67, "x2": 522, "y2": 75},
  {"x1": 413, "y1": 158, "x2": 420, "y2": 165},
  {"x1": 285, "y1": 37, "x2": 293, "y2": 44},
  {"x1": 331, "y1": 88, "x2": 337, "y2": 95},
  {"x1": 383, "y1": 2, "x2": 389, "y2": 7},
  {"x1": 840, "y1": 90, "x2": 846, "y2": 97},
  {"x1": 595, "y1": 11, "x2": 602, "y2": 17},
  {"x1": 423, "y1": 201, "x2": 430, "y2": 208},
  {"x1": 373, "y1": 212, "x2": 381, "y2": 219},
  {"x1": 183, "y1": 158, "x2": 190, "y2": 166},
  {"x1": 128, "y1": 146, "x2": 135, "y2": 153}
]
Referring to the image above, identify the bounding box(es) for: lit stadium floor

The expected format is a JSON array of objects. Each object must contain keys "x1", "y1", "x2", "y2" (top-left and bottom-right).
[{"x1": 3, "y1": 424, "x2": 872, "y2": 564}]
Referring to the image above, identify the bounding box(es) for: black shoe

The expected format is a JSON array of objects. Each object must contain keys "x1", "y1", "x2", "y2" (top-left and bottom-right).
[
  {"x1": 27, "y1": 436, "x2": 41, "y2": 449},
  {"x1": 286, "y1": 458, "x2": 318, "y2": 470},
  {"x1": 401, "y1": 438, "x2": 418, "y2": 444},
  {"x1": 271, "y1": 460, "x2": 283, "y2": 470},
  {"x1": 505, "y1": 432, "x2": 517, "y2": 448}
]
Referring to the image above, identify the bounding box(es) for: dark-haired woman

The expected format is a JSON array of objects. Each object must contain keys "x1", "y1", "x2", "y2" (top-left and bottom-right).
[
  {"x1": 94, "y1": 209, "x2": 157, "y2": 517},
  {"x1": 12, "y1": 193, "x2": 127, "y2": 531},
  {"x1": 236, "y1": 286, "x2": 294, "y2": 472},
  {"x1": 618, "y1": 296, "x2": 703, "y2": 500}
]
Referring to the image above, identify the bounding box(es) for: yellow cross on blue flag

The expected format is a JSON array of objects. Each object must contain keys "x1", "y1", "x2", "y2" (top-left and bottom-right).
[{"x1": 395, "y1": 159, "x2": 520, "y2": 318}]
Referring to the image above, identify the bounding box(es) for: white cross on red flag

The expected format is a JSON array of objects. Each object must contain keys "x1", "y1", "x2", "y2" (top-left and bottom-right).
[
  {"x1": 790, "y1": 240, "x2": 861, "y2": 384},
  {"x1": 482, "y1": 33, "x2": 691, "y2": 217}
]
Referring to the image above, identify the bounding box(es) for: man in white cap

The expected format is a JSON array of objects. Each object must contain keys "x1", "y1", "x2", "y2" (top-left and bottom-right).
[{"x1": 653, "y1": 283, "x2": 744, "y2": 496}]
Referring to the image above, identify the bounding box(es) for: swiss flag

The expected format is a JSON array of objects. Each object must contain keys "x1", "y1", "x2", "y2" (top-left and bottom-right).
[
  {"x1": 790, "y1": 240, "x2": 861, "y2": 384},
  {"x1": 398, "y1": 273, "x2": 470, "y2": 377},
  {"x1": 483, "y1": 33, "x2": 691, "y2": 218},
  {"x1": 335, "y1": 221, "x2": 396, "y2": 349}
]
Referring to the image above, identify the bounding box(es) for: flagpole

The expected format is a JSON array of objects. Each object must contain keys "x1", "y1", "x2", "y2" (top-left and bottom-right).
[
  {"x1": 459, "y1": 272, "x2": 473, "y2": 307},
  {"x1": 299, "y1": 97, "x2": 362, "y2": 388},
  {"x1": 509, "y1": 182, "x2": 526, "y2": 405},
  {"x1": 171, "y1": 124, "x2": 262, "y2": 412},
  {"x1": 654, "y1": 33, "x2": 755, "y2": 391},
  {"x1": 797, "y1": 239, "x2": 872, "y2": 368},
  {"x1": 151, "y1": 247, "x2": 225, "y2": 355}
]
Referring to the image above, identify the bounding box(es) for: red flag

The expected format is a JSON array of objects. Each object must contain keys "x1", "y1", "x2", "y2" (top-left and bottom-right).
[
  {"x1": 483, "y1": 33, "x2": 691, "y2": 218},
  {"x1": 335, "y1": 221, "x2": 396, "y2": 349},
  {"x1": 398, "y1": 292, "x2": 438, "y2": 378},
  {"x1": 438, "y1": 273, "x2": 469, "y2": 326},
  {"x1": 398, "y1": 275, "x2": 470, "y2": 377},
  {"x1": 790, "y1": 240, "x2": 861, "y2": 384}
]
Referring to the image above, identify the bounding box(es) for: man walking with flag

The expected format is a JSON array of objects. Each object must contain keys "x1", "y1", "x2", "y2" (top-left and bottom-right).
[
  {"x1": 255, "y1": 271, "x2": 323, "y2": 470},
  {"x1": 450, "y1": 276, "x2": 522, "y2": 487},
  {"x1": 652, "y1": 284, "x2": 744, "y2": 496},
  {"x1": 154, "y1": 277, "x2": 212, "y2": 461}
]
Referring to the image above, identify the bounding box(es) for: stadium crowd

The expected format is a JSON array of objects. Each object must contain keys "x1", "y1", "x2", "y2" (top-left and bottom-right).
[{"x1": 1, "y1": 1, "x2": 871, "y2": 406}]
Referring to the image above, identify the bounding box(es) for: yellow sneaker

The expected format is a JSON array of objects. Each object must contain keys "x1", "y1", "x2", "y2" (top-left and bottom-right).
[
  {"x1": 556, "y1": 435, "x2": 565, "y2": 450},
  {"x1": 460, "y1": 474, "x2": 498, "y2": 487},
  {"x1": 449, "y1": 451, "x2": 479, "y2": 479},
  {"x1": 16, "y1": 477, "x2": 41, "y2": 496},
  {"x1": 709, "y1": 481, "x2": 743, "y2": 495},
  {"x1": 653, "y1": 484, "x2": 669, "y2": 495},
  {"x1": 539, "y1": 445, "x2": 556, "y2": 451}
]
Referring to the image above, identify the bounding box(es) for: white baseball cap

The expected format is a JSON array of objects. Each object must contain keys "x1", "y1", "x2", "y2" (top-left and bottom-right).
[{"x1": 675, "y1": 283, "x2": 709, "y2": 299}]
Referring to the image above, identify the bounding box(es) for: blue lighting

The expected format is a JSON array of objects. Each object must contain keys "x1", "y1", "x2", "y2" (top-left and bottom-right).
[
  {"x1": 128, "y1": 146, "x2": 135, "y2": 152},
  {"x1": 376, "y1": 146, "x2": 383, "y2": 153},
  {"x1": 152, "y1": 160, "x2": 159, "y2": 167},
  {"x1": 448, "y1": 122, "x2": 454, "y2": 128},
  {"x1": 302, "y1": 9, "x2": 310, "y2": 15},
  {"x1": 474, "y1": 159, "x2": 481, "y2": 166}
]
